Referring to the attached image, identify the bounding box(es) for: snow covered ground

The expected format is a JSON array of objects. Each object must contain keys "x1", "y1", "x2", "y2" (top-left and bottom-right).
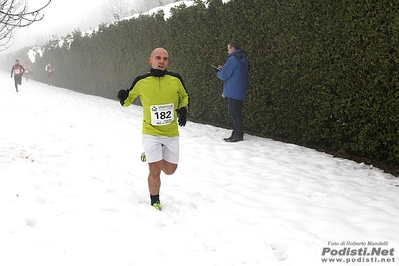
[{"x1": 1, "y1": 71, "x2": 398, "y2": 266}]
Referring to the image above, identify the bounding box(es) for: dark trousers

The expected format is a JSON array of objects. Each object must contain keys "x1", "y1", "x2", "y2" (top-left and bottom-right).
[
  {"x1": 227, "y1": 97, "x2": 244, "y2": 139},
  {"x1": 14, "y1": 76, "x2": 22, "y2": 91}
]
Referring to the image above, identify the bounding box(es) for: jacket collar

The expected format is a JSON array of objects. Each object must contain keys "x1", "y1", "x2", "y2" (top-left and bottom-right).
[{"x1": 150, "y1": 68, "x2": 167, "y2": 77}]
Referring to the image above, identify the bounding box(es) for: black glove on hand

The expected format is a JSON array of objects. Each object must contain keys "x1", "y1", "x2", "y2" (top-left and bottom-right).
[
  {"x1": 176, "y1": 107, "x2": 187, "y2": 127},
  {"x1": 117, "y1": 90, "x2": 129, "y2": 105}
]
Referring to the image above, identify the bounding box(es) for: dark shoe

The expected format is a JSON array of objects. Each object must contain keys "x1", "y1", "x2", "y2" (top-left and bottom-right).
[
  {"x1": 225, "y1": 137, "x2": 243, "y2": 142},
  {"x1": 223, "y1": 136, "x2": 233, "y2": 141}
]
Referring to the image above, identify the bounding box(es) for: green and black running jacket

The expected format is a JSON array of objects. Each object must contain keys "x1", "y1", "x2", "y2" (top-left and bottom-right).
[{"x1": 122, "y1": 68, "x2": 189, "y2": 137}]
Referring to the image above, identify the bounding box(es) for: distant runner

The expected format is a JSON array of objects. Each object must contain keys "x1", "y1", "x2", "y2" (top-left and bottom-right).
[
  {"x1": 24, "y1": 64, "x2": 30, "y2": 82},
  {"x1": 10, "y1": 59, "x2": 25, "y2": 92},
  {"x1": 45, "y1": 61, "x2": 55, "y2": 85}
]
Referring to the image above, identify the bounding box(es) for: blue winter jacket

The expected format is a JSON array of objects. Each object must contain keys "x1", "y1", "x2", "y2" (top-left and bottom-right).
[{"x1": 217, "y1": 49, "x2": 249, "y2": 100}]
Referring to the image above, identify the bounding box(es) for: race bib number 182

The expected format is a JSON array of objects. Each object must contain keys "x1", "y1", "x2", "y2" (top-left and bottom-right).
[{"x1": 150, "y1": 103, "x2": 174, "y2": 126}]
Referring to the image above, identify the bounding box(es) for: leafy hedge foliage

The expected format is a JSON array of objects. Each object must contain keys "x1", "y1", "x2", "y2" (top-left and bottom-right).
[{"x1": 2, "y1": 0, "x2": 398, "y2": 170}]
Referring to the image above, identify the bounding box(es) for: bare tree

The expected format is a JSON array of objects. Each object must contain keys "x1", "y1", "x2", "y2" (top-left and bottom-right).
[
  {"x1": 0, "y1": 0, "x2": 52, "y2": 51},
  {"x1": 34, "y1": 32, "x2": 53, "y2": 47},
  {"x1": 101, "y1": 0, "x2": 178, "y2": 23},
  {"x1": 102, "y1": 0, "x2": 135, "y2": 23}
]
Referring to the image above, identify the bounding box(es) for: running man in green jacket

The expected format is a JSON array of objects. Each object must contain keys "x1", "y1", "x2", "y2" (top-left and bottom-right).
[{"x1": 118, "y1": 47, "x2": 189, "y2": 210}]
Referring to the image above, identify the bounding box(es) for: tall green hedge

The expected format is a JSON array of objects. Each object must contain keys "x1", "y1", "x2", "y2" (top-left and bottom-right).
[{"x1": 2, "y1": 0, "x2": 398, "y2": 171}]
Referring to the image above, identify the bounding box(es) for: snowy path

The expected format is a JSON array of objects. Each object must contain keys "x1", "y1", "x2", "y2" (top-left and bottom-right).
[{"x1": 0, "y1": 71, "x2": 398, "y2": 266}]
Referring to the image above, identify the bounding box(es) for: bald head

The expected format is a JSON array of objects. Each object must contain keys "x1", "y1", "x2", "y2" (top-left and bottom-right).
[{"x1": 149, "y1": 48, "x2": 169, "y2": 70}]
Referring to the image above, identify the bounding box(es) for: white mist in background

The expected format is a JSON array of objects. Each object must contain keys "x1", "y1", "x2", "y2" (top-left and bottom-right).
[{"x1": 7, "y1": 0, "x2": 178, "y2": 52}]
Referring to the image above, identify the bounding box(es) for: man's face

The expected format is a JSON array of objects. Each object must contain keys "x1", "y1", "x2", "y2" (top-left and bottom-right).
[
  {"x1": 148, "y1": 48, "x2": 169, "y2": 70},
  {"x1": 15, "y1": 61, "x2": 19, "y2": 65},
  {"x1": 227, "y1": 45, "x2": 235, "y2": 55}
]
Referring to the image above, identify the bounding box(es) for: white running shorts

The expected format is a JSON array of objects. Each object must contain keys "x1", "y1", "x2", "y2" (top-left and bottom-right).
[{"x1": 142, "y1": 134, "x2": 179, "y2": 164}]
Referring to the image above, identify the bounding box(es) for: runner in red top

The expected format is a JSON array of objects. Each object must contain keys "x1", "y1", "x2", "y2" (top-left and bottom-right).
[{"x1": 10, "y1": 59, "x2": 25, "y2": 92}]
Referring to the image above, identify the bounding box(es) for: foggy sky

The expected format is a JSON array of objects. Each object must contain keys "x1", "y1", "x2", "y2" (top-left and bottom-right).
[{"x1": 8, "y1": 0, "x2": 177, "y2": 52}]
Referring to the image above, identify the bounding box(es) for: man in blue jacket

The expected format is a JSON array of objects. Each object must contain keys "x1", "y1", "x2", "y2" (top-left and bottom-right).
[{"x1": 217, "y1": 41, "x2": 249, "y2": 142}]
